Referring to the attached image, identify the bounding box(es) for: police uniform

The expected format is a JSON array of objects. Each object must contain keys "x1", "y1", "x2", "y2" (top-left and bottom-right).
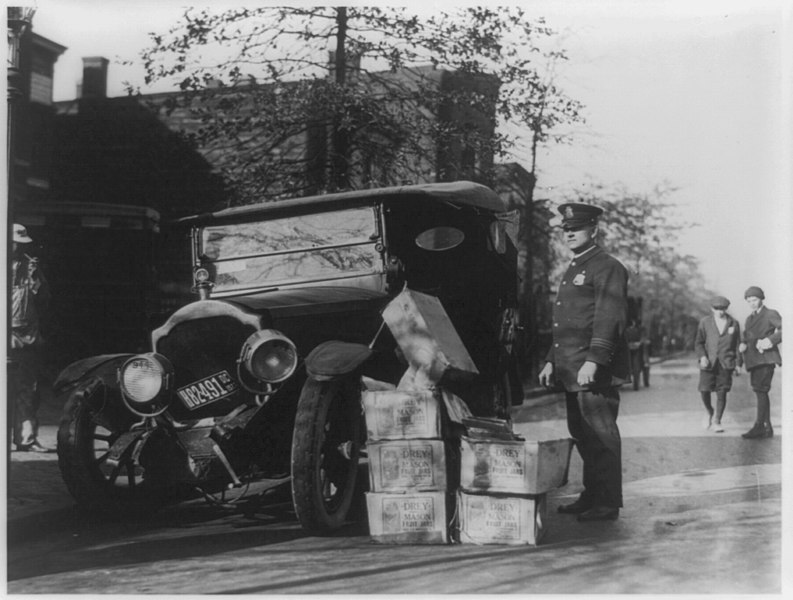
[{"x1": 545, "y1": 203, "x2": 629, "y2": 520}]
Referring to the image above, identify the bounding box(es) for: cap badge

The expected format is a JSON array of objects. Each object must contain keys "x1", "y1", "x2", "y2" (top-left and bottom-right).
[
  {"x1": 573, "y1": 273, "x2": 586, "y2": 286},
  {"x1": 565, "y1": 206, "x2": 574, "y2": 218}
]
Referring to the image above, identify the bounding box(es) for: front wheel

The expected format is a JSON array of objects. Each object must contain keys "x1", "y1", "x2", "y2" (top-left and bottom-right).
[
  {"x1": 291, "y1": 377, "x2": 364, "y2": 534},
  {"x1": 57, "y1": 381, "x2": 174, "y2": 517}
]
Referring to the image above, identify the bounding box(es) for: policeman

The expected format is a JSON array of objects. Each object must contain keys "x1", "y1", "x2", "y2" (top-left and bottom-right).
[{"x1": 539, "y1": 203, "x2": 629, "y2": 522}]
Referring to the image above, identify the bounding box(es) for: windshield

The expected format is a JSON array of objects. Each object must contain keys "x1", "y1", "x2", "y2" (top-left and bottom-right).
[{"x1": 198, "y1": 206, "x2": 382, "y2": 293}]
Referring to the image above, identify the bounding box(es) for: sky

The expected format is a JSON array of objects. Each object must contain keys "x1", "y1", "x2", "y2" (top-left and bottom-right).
[{"x1": 25, "y1": 0, "x2": 793, "y2": 325}]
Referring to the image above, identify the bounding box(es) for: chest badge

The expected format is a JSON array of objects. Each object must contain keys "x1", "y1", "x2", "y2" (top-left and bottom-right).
[{"x1": 573, "y1": 272, "x2": 586, "y2": 286}]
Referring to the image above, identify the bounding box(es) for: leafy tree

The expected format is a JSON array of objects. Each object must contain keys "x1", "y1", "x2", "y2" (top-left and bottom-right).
[{"x1": 134, "y1": 6, "x2": 583, "y2": 203}]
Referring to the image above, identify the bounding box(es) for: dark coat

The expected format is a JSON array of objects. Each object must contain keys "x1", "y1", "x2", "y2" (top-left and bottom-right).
[
  {"x1": 742, "y1": 305, "x2": 782, "y2": 369},
  {"x1": 694, "y1": 314, "x2": 741, "y2": 370},
  {"x1": 545, "y1": 245, "x2": 630, "y2": 391}
]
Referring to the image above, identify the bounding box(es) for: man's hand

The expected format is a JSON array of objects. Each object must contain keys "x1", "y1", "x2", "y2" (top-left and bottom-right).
[
  {"x1": 577, "y1": 361, "x2": 598, "y2": 387},
  {"x1": 738, "y1": 342, "x2": 747, "y2": 353},
  {"x1": 539, "y1": 362, "x2": 554, "y2": 387},
  {"x1": 756, "y1": 337, "x2": 773, "y2": 352},
  {"x1": 698, "y1": 356, "x2": 710, "y2": 369}
]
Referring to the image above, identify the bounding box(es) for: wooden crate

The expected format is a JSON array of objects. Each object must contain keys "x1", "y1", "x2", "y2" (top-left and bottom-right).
[
  {"x1": 382, "y1": 288, "x2": 479, "y2": 384},
  {"x1": 366, "y1": 491, "x2": 449, "y2": 544},
  {"x1": 367, "y1": 439, "x2": 447, "y2": 492},
  {"x1": 460, "y1": 437, "x2": 573, "y2": 495},
  {"x1": 457, "y1": 491, "x2": 547, "y2": 546},
  {"x1": 363, "y1": 389, "x2": 441, "y2": 440}
]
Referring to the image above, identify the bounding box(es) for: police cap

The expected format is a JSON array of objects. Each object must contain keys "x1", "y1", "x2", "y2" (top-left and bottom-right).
[{"x1": 558, "y1": 203, "x2": 603, "y2": 229}]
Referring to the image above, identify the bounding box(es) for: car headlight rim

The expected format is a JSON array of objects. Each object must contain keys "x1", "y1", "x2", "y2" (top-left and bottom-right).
[
  {"x1": 120, "y1": 353, "x2": 173, "y2": 405},
  {"x1": 240, "y1": 330, "x2": 298, "y2": 384}
]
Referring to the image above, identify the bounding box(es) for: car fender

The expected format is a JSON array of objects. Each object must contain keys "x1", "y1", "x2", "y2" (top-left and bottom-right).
[
  {"x1": 304, "y1": 341, "x2": 373, "y2": 381},
  {"x1": 53, "y1": 353, "x2": 135, "y2": 395}
]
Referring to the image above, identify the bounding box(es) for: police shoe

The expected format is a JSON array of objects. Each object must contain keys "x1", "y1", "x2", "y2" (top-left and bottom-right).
[
  {"x1": 557, "y1": 497, "x2": 593, "y2": 515},
  {"x1": 576, "y1": 506, "x2": 620, "y2": 522},
  {"x1": 742, "y1": 424, "x2": 767, "y2": 439}
]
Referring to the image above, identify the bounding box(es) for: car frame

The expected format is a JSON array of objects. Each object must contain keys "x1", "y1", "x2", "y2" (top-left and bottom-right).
[{"x1": 54, "y1": 180, "x2": 521, "y2": 533}]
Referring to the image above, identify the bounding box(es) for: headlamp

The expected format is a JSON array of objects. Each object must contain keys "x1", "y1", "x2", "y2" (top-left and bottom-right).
[
  {"x1": 239, "y1": 330, "x2": 298, "y2": 384},
  {"x1": 119, "y1": 353, "x2": 174, "y2": 415}
]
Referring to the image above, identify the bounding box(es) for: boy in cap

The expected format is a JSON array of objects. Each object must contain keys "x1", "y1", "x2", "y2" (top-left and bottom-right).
[
  {"x1": 9, "y1": 223, "x2": 52, "y2": 452},
  {"x1": 693, "y1": 296, "x2": 741, "y2": 432},
  {"x1": 739, "y1": 286, "x2": 781, "y2": 439},
  {"x1": 539, "y1": 203, "x2": 629, "y2": 522}
]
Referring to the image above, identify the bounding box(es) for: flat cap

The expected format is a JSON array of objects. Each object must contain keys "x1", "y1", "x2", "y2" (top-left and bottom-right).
[
  {"x1": 744, "y1": 286, "x2": 765, "y2": 300},
  {"x1": 558, "y1": 203, "x2": 603, "y2": 228},
  {"x1": 710, "y1": 296, "x2": 730, "y2": 309}
]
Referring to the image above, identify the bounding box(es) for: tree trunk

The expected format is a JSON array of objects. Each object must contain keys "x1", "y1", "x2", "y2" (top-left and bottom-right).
[{"x1": 330, "y1": 7, "x2": 350, "y2": 191}]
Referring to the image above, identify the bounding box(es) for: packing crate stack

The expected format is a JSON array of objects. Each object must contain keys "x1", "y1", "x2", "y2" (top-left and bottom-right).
[
  {"x1": 363, "y1": 288, "x2": 573, "y2": 546},
  {"x1": 363, "y1": 288, "x2": 474, "y2": 544},
  {"x1": 457, "y1": 418, "x2": 573, "y2": 546}
]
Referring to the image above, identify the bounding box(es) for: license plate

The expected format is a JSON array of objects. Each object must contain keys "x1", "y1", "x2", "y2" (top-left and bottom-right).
[{"x1": 177, "y1": 370, "x2": 239, "y2": 410}]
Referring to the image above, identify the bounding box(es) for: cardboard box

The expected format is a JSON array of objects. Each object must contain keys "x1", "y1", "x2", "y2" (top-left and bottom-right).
[
  {"x1": 457, "y1": 491, "x2": 547, "y2": 546},
  {"x1": 460, "y1": 437, "x2": 573, "y2": 495},
  {"x1": 382, "y1": 288, "x2": 479, "y2": 383},
  {"x1": 366, "y1": 491, "x2": 449, "y2": 544},
  {"x1": 368, "y1": 439, "x2": 447, "y2": 492},
  {"x1": 363, "y1": 389, "x2": 441, "y2": 440}
]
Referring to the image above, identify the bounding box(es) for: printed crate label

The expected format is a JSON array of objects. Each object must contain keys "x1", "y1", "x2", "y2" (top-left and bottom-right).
[
  {"x1": 366, "y1": 491, "x2": 449, "y2": 544},
  {"x1": 363, "y1": 390, "x2": 441, "y2": 440},
  {"x1": 458, "y1": 491, "x2": 546, "y2": 546},
  {"x1": 368, "y1": 440, "x2": 447, "y2": 492},
  {"x1": 460, "y1": 437, "x2": 573, "y2": 495}
]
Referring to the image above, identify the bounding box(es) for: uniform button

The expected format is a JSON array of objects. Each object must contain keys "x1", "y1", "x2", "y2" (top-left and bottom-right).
[
  {"x1": 554, "y1": 323, "x2": 559, "y2": 327},
  {"x1": 556, "y1": 301, "x2": 561, "y2": 306},
  {"x1": 554, "y1": 343, "x2": 559, "y2": 348},
  {"x1": 571, "y1": 261, "x2": 576, "y2": 266},
  {"x1": 562, "y1": 281, "x2": 566, "y2": 285}
]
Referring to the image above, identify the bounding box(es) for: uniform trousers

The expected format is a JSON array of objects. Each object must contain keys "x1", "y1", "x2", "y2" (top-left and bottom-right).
[{"x1": 564, "y1": 386, "x2": 623, "y2": 508}]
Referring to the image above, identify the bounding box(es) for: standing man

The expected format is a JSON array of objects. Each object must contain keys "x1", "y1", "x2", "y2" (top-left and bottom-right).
[
  {"x1": 9, "y1": 223, "x2": 52, "y2": 452},
  {"x1": 739, "y1": 286, "x2": 781, "y2": 439},
  {"x1": 539, "y1": 203, "x2": 629, "y2": 522},
  {"x1": 694, "y1": 296, "x2": 741, "y2": 433}
]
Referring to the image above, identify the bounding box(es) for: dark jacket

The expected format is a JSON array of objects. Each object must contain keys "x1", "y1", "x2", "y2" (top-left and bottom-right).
[
  {"x1": 545, "y1": 245, "x2": 630, "y2": 391},
  {"x1": 694, "y1": 314, "x2": 741, "y2": 370},
  {"x1": 742, "y1": 305, "x2": 782, "y2": 369}
]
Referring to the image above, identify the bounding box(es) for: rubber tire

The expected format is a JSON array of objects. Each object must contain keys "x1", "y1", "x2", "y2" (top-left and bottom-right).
[
  {"x1": 57, "y1": 391, "x2": 171, "y2": 518},
  {"x1": 291, "y1": 377, "x2": 363, "y2": 534}
]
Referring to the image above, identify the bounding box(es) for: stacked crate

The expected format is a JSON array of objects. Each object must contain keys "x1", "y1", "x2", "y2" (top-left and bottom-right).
[
  {"x1": 457, "y1": 422, "x2": 573, "y2": 546},
  {"x1": 363, "y1": 388, "x2": 453, "y2": 544},
  {"x1": 363, "y1": 289, "x2": 476, "y2": 544}
]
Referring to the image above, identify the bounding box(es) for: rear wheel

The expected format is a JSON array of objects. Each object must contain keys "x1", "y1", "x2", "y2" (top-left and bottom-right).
[
  {"x1": 291, "y1": 377, "x2": 364, "y2": 534},
  {"x1": 57, "y1": 383, "x2": 172, "y2": 517}
]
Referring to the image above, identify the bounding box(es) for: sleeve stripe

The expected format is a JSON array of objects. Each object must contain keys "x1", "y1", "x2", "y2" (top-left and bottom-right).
[{"x1": 591, "y1": 338, "x2": 616, "y2": 351}]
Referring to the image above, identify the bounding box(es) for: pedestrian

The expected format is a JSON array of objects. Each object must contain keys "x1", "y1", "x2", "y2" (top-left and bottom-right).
[
  {"x1": 538, "y1": 203, "x2": 629, "y2": 522},
  {"x1": 694, "y1": 296, "x2": 741, "y2": 433},
  {"x1": 8, "y1": 223, "x2": 52, "y2": 452},
  {"x1": 738, "y1": 286, "x2": 781, "y2": 439}
]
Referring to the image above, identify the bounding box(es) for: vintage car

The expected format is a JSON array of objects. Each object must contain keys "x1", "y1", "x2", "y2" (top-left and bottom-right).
[{"x1": 54, "y1": 180, "x2": 521, "y2": 534}]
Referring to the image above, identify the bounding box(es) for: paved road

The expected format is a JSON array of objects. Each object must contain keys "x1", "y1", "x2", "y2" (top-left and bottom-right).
[{"x1": 5, "y1": 354, "x2": 787, "y2": 594}]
